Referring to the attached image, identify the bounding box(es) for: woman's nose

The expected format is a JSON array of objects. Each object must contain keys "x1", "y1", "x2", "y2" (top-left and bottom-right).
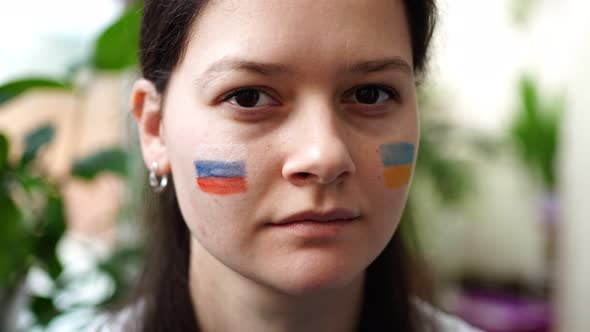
[{"x1": 281, "y1": 103, "x2": 356, "y2": 187}]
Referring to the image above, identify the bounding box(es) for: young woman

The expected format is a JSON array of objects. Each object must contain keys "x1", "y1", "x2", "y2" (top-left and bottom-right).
[{"x1": 95, "y1": 0, "x2": 482, "y2": 331}]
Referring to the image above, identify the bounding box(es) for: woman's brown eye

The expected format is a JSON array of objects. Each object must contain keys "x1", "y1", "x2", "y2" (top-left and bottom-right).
[
  {"x1": 225, "y1": 88, "x2": 277, "y2": 108},
  {"x1": 231, "y1": 89, "x2": 260, "y2": 107},
  {"x1": 353, "y1": 86, "x2": 394, "y2": 104}
]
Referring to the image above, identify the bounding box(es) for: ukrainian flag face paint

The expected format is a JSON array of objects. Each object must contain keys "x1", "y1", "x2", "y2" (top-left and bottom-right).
[{"x1": 379, "y1": 142, "x2": 415, "y2": 189}]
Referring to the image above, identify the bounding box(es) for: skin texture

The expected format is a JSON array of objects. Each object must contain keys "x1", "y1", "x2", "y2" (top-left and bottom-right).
[{"x1": 132, "y1": 0, "x2": 419, "y2": 331}]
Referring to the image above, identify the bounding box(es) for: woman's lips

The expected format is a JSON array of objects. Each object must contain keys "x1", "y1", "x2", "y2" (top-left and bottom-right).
[
  {"x1": 269, "y1": 214, "x2": 361, "y2": 239},
  {"x1": 272, "y1": 208, "x2": 361, "y2": 225}
]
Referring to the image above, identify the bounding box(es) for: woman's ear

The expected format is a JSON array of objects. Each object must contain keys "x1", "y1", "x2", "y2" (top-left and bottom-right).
[{"x1": 131, "y1": 78, "x2": 171, "y2": 175}]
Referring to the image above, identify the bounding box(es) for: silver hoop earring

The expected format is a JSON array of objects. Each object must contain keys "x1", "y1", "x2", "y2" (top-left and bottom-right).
[{"x1": 149, "y1": 161, "x2": 168, "y2": 193}]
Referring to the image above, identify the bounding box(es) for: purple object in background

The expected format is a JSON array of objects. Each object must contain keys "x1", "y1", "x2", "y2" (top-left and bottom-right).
[
  {"x1": 542, "y1": 192, "x2": 560, "y2": 226},
  {"x1": 454, "y1": 288, "x2": 553, "y2": 332}
]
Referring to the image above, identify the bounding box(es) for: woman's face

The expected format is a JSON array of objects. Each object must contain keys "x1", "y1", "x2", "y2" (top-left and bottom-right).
[{"x1": 157, "y1": 0, "x2": 417, "y2": 294}]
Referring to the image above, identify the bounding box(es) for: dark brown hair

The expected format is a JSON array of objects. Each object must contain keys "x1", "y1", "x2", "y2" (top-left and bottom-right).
[{"x1": 128, "y1": 0, "x2": 437, "y2": 331}]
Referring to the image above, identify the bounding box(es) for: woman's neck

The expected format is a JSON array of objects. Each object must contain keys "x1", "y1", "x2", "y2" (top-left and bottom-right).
[{"x1": 188, "y1": 237, "x2": 365, "y2": 332}]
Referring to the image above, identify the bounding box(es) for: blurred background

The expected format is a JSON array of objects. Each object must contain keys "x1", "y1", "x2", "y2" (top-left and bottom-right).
[{"x1": 0, "y1": 0, "x2": 588, "y2": 331}]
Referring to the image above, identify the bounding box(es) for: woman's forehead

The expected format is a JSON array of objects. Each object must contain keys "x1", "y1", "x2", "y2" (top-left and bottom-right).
[{"x1": 182, "y1": 0, "x2": 413, "y2": 74}]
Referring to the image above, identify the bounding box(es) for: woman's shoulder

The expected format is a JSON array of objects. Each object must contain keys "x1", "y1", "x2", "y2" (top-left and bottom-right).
[
  {"x1": 412, "y1": 298, "x2": 484, "y2": 332},
  {"x1": 86, "y1": 297, "x2": 481, "y2": 332}
]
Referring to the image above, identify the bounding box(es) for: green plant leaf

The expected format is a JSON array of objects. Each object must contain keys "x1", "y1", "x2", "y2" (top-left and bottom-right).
[
  {"x1": 415, "y1": 129, "x2": 473, "y2": 204},
  {"x1": 0, "y1": 78, "x2": 70, "y2": 106},
  {"x1": 92, "y1": 7, "x2": 142, "y2": 71},
  {"x1": 33, "y1": 194, "x2": 66, "y2": 279},
  {"x1": 20, "y1": 124, "x2": 55, "y2": 167},
  {"x1": 31, "y1": 295, "x2": 60, "y2": 326},
  {"x1": 0, "y1": 133, "x2": 8, "y2": 171},
  {"x1": 510, "y1": 75, "x2": 561, "y2": 190},
  {"x1": 0, "y1": 189, "x2": 32, "y2": 287},
  {"x1": 71, "y1": 147, "x2": 128, "y2": 180},
  {"x1": 14, "y1": 173, "x2": 48, "y2": 195}
]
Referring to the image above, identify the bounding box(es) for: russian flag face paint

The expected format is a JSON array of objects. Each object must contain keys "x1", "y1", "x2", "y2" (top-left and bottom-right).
[
  {"x1": 379, "y1": 142, "x2": 415, "y2": 189},
  {"x1": 194, "y1": 144, "x2": 247, "y2": 195}
]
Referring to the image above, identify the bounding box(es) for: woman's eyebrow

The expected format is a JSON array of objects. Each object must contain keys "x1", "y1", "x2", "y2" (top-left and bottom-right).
[
  {"x1": 348, "y1": 57, "x2": 413, "y2": 76},
  {"x1": 197, "y1": 56, "x2": 413, "y2": 89},
  {"x1": 197, "y1": 57, "x2": 291, "y2": 89}
]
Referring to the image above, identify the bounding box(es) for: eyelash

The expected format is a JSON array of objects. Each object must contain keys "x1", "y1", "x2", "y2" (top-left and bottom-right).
[
  {"x1": 221, "y1": 84, "x2": 401, "y2": 110},
  {"x1": 345, "y1": 84, "x2": 401, "y2": 104}
]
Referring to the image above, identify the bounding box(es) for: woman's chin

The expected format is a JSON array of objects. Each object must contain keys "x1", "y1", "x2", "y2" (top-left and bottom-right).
[{"x1": 261, "y1": 252, "x2": 367, "y2": 297}]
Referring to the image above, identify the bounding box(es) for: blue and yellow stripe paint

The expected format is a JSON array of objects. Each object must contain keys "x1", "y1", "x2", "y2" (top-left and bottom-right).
[{"x1": 379, "y1": 142, "x2": 414, "y2": 189}]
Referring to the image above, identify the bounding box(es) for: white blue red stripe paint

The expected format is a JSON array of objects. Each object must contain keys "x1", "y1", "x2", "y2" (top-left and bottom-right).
[{"x1": 194, "y1": 160, "x2": 247, "y2": 195}]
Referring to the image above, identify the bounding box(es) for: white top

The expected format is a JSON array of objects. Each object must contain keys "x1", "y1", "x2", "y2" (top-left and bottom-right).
[
  {"x1": 413, "y1": 298, "x2": 484, "y2": 332},
  {"x1": 87, "y1": 299, "x2": 483, "y2": 332}
]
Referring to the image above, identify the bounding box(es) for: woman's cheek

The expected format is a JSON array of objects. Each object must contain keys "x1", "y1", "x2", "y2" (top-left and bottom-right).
[
  {"x1": 172, "y1": 143, "x2": 252, "y2": 240},
  {"x1": 365, "y1": 141, "x2": 415, "y2": 234}
]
